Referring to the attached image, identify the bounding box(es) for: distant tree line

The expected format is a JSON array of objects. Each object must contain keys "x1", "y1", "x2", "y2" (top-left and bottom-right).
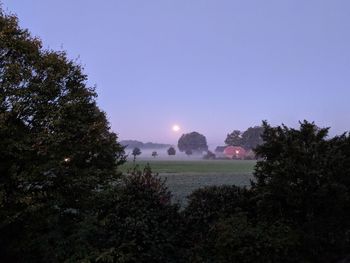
[
  {"x1": 2, "y1": 9, "x2": 350, "y2": 263},
  {"x1": 120, "y1": 140, "x2": 171, "y2": 150}
]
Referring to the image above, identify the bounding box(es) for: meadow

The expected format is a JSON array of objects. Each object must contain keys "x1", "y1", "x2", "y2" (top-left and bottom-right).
[{"x1": 120, "y1": 159, "x2": 256, "y2": 205}]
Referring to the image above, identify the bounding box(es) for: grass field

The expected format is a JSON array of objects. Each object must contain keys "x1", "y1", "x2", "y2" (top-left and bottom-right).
[
  {"x1": 120, "y1": 159, "x2": 256, "y2": 174},
  {"x1": 120, "y1": 159, "x2": 256, "y2": 205}
]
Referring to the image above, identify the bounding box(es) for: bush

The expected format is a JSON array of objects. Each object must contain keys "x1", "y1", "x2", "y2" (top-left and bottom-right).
[
  {"x1": 183, "y1": 186, "x2": 254, "y2": 261},
  {"x1": 90, "y1": 165, "x2": 186, "y2": 263},
  {"x1": 207, "y1": 216, "x2": 300, "y2": 263},
  {"x1": 253, "y1": 121, "x2": 350, "y2": 262}
]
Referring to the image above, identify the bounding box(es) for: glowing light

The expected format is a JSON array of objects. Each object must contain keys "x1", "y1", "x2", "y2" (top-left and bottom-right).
[
  {"x1": 172, "y1": 125, "x2": 180, "y2": 132},
  {"x1": 235, "y1": 150, "x2": 240, "y2": 154},
  {"x1": 64, "y1": 157, "x2": 70, "y2": 162}
]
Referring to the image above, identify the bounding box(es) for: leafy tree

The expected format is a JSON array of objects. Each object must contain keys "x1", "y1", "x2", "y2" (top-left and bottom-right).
[
  {"x1": 132, "y1": 147, "x2": 141, "y2": 162},
  {"x1": 183, "y1": 186, "x2": 257, "y2": 262},
  {"x1": 178, "y1": 132, "x2": 208, "y2": 154},
  {"x1": 207, "y1": 216, "x2": 300, "y2": 263},
  {"x1": 224, "y1": 130, "x2": 242, "y2": 146},
  {"x1": 92, "y1": 165, "x2": 186, "y2": 263},
  {"x1": 0, "y1": 9, "x2": 125, "y2": 262},
  {"x1": 225, "y1": 127, "x2": 264, "y2": 150},
  {"x1": 253, "y1": 121, "x2": 350, "y2": 262},
  {"x1": 152, "y1": 151, "x2": 158, "y2": 158},
  {"x1": 241, "y1": 126, "x2": 264, "y2": 150},
  {"x1": 167, "y1": 146, "x2": 176, "y2": 156}
]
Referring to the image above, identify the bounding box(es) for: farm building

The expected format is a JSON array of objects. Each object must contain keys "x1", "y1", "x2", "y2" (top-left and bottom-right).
[
  {"x1": 215, "y1": 146, "x2": 247, "y2": 159},
  {"x1": 223, "y1": 146, "x2": 247, "y2": 159}
]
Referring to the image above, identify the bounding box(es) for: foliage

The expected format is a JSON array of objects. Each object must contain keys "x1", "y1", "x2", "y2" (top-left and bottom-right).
[
  {"x1": 167, "y1": 146, "x2": 176, "y2": 156},
  {"x1": 131, "y1": 147, "x2": 141, "y2": 162},
  {"x1": 151, "y1": 151, "x2": 158, "y2": 158},
  {"x1": 207, "y1": 216, "x2": 300, "y2": 263},
  {"x1": 253, "y1": 120, "x2": 350, "y2": 262},
  {"x1": 225, "y1": 130, "x2": 242, "y2": 146},
  {"x1": 184, "y1": 186, "x2": 254, "y2": 237},
  {"x1": 0, "y1": 9, "x2": 125, "y2": 262},
  {"x1": 183, "y1": 186, "x2": 300, "y2": 263},
  {"x1": 241, "y1": 126, "x2": 264, "y2": 150},
  {"x1": 225, "y1": 126, "x2": 264, "y2": 150},
  {"x1": 178, "y1": 132, "x2": 208, "y2": 154},
  {"x1": 90, "y1": 165, "x2": 186, "y2": 263}
]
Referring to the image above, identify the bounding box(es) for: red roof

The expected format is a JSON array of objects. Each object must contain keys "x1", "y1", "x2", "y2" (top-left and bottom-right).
[{"x1": 224, "y1": 146, "x2": 246, "y2": 159}]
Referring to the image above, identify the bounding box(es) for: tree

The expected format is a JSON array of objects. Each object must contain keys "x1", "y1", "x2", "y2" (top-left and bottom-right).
[
  {"x1": 132, "y1": 147, "x2": 141, "y2": 162},
  {"x1": 92, "y1": 165, "x2": 186, "y2": 262},
  {"x1": 178, "y1": 132, "x2": 208, "y2": 154},
  {"x1": 0, "y1": 9, "x2": 126, "y2": 261},
  {"x1": 241, "y1": 126, "x2": 264, "y2": 150},
  {"x1": 152, "y1": 151, "x2": 158, "y2": 158},
  {"x1": 167, "y1": 146, "x2": 176, "y2": 156},
  {"x1": 253, "y1": 121, "x2": 350, "y2": 262},
  {"x1": 225, "y1": 130, "x2": 242, "y2": 146}
]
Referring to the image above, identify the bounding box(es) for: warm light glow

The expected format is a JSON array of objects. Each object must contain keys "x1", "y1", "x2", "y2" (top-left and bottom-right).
[
  {"x1": 64, "y1": 157, "x2": 70, "y2": 162},
  {"x1": 235, "y1": 150, "x2": 239, "y2": 154},
  {"x1": 172, "y1": 125, "x2": 180, "y2": 132}
]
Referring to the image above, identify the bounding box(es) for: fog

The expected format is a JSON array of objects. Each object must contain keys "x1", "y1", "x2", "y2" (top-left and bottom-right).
[{"x1": 125, "y1": 148, "x2": 207, "y2": 161}]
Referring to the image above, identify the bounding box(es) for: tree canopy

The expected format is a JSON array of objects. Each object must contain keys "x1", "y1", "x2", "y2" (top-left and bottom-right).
[
  {"x1": 132, "y1": 147, "x2": 141, "y2": 161},
  {"x1": 167, "y1": 146, "x2": 176, "y2": 156},
  {"x1": 178, "y1": 131, "x2": 208, "y2": 154},
  {"x1": 0, "y1": 9, "x2": 125, "y2": 261},
  {"x1": 225, "y1": 126, "x2": 264, "y2": 150}
]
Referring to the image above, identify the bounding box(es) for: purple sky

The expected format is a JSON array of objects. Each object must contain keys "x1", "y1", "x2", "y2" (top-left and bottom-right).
[{"x1": 3, "y1": 0, "x2": 350, "y2": 146}]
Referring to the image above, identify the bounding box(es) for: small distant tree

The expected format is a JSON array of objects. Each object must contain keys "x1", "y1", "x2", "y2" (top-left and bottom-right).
[
  {"x1": 132, "y1": 147, "x2": 142, "y2": 162},
  {"x1": 167, "y1": 146, "x2": 176, "y2": 156},
  {"x1": 152, "y1": 151, "x2": 158, "y2": 158}
]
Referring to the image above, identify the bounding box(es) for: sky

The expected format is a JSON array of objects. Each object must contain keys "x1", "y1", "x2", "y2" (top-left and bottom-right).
[{"x1": 3, "y1": 0, "x2": 350, "y2": 146}]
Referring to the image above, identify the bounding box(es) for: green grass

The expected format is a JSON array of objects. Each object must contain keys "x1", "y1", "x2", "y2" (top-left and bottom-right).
[
  {"x1": 119, "y1": 159, "x2": 256, "y2": 206},
  {"x1": 120, "y1": 159, "x2": 256, "y2": 174}
]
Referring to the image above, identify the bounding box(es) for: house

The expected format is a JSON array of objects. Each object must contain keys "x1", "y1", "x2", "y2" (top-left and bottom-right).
[
  {"x1": 223, "y1": 146, "x2": 247, "y2": 159},
  {"x1": 215, "y1": 146, "x2": 247, "y2": 159}
]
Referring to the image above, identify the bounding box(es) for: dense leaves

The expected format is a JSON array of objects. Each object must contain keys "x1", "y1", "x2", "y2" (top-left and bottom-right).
[
  {"x1": 178, "y1": 131, "x2": 208, "y2": 154},
  {"x1": 131, "y1": 147, "x2": 141, "y2": 162},
  {"x1": 225, "y1": 126, "x2": 264, "y2": 150},
  {"x1": 167, "y1": 146, "x2": 176, "y2": 156},
  {"x1": 253, "y1": 121, "x2": 350, "y2": 262},
  {"x1": 0, "y1": 10, "x2": 125, "y2": 262},
  {"x1": 90, "y1": 165, "x2": 185, "y2": 263}
]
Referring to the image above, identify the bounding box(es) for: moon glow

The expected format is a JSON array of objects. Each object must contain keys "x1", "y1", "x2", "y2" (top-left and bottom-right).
[{"x1": 172, "y1": 125, "x2": 180, "y2": 132}]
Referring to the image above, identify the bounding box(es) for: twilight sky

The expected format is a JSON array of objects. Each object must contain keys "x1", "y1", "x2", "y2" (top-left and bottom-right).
[{"x1": 3, "y1": 0, "x2": 350, "y2": 146}]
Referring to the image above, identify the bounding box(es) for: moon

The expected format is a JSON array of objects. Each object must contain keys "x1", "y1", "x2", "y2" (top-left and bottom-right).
[{"x1": 172, "y1": 125, "x2": 180, "y2": 132}]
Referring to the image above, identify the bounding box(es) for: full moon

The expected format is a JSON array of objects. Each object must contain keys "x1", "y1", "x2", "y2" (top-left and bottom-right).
[{"x1": 172, "y1": 125, "x2": 180, "y2": 132}]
